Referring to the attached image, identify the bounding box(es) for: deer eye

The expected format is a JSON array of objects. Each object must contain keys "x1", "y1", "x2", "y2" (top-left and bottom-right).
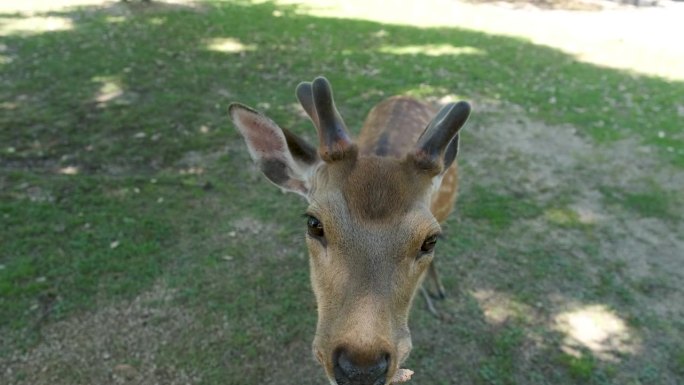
[
  {"x1": 420, "y1": 234, "x2": 438, "y2": 253},
  {"x1": 306, "y1": 215, "x2": 324, "y2": 238}
]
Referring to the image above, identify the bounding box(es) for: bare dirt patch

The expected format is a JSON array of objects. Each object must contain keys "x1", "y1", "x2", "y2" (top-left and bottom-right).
[
  {"x1": 465, "y1": 98, "x2": 684, "y2": 199},
  {"x1": 458, "y1": 99, "x2": 684, "y2": 375}
]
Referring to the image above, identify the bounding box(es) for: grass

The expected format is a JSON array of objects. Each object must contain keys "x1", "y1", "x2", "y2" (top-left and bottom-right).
[
  {"x1": 0, "y1": 173, "x2": 175, "y2": 330},
  {"x1": 477, "y1": 325, "x2": 525, "y2": 385},
  {"x1": 1, "y1": 1, "x2": 683, "y2": 385},
  {"x1": 599, "y1": 184, "x2": 679, "y2": 220},
  {"x1": 559, "y1": 353, "x2": 597, "y2": 381},
  {"x1": 460, "y1": 187, "x2": 544, "y2": 229}
]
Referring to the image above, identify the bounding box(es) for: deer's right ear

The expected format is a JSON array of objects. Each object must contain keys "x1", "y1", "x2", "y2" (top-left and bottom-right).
[{"x1": 230, "y1": 103, "x2": 319, "y2": 199}]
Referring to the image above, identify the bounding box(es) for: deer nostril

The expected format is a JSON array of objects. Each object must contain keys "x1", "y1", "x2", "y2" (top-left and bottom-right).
[{"x1": 333, "y1": 348, "x2": 389, "y2": 385}]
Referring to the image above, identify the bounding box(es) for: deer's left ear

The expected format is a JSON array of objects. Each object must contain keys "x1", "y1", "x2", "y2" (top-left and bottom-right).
[{"x1": 230, "y1": 103, "x2": 320, "y2": 198}]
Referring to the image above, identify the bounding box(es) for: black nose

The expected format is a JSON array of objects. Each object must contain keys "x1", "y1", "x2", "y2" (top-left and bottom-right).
[{"x1": 333, "y1": 348, "x2": 389, "y2": 385}]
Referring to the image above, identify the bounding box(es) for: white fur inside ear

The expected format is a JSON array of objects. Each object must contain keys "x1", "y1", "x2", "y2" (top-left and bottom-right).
[{"x1": 430, "y1": 174, "x2": 444, "y2": 197}]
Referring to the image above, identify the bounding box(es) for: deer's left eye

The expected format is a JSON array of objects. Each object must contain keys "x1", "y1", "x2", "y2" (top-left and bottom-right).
[
  {"x1": 306, "y1": 215, "x2": 325, "y2": 238},
  {"x1": 420, "y1": 234, "x2": 438, "y2": 253}
]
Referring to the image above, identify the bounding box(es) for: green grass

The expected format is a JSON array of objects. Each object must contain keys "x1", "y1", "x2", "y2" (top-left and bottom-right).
[
  {"x1": 560, "y1": 353, "x2": 598, "y2": 381},
  {"x1": 477, "y1": 326, "x2": 525, "y2": 385},
  {"x1": 0, "y1": 173, "x2": 176, "y2": 330},
  {"x1": 460, "y1": 187, "x2": 544, "y2": 229},
  {"x1": 1, "y1": 1, "x2": 683, "y2": 385},
  {"x1": 674, "y1": 347, "x2": 684, "y2": 376},
  {"x1": 600, "y1": 184, "x2": 679, "y2": 220}
]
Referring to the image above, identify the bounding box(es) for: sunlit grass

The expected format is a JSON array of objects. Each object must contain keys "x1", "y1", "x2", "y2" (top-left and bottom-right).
[
  {"x1": 276, "y1": 0, "x2": 684, "y2": 81},
  {"x1": 91, "y1": 75, "x2": 125, "y2": 105},
  {"x1": 205, "y1": 37, "x2": 256, "y2": 53},
  {"x1": 544, "y1": 207, "x2": 597, "y2": 227},
  {"x1": 555, "y1": 304, "x2": 639, "y2": 361},
  {"x1": 0, "y1": 16, "x2": 74, "y2": 36},
  {"x1": 58, "y1": 166, "x2": 79, "y2": 175},
  {"x1": 105, "y1": 15, "x2": 127, "y2": 23},
  {"x1": 379, "y1": 44, "x2": 483, "y2": 57},
  {"x1": 472, "y1": 289, "x2": 534, "y2": 325}
]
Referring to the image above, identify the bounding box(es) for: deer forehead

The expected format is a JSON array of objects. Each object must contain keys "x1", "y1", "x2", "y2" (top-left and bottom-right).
[{"x1": 308, "y1": 156, "x2": 439, "y2": 242}]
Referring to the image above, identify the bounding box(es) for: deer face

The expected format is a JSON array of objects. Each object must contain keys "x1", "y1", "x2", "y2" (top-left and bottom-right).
[
  {"x1": 230, "y1": 77, "x2": 469, "y2": 385},
  {"x1": 305, "y1": 157, "x2": 441, "y2": 385}
]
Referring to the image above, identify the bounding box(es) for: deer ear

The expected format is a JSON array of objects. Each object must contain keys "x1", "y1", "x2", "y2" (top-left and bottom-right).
[{"x1": 230, "y1": 103, "x2": 319, "y2": 198}]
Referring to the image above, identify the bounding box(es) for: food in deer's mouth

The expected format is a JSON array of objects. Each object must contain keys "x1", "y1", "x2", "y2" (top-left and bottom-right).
[{"x1": 391, "y1": 368, "x2": 414, "y2": 383}]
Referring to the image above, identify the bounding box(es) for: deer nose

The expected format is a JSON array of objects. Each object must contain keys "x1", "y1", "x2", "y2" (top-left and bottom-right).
[{"x1": 333, "y1": 348, "x2": 389, "y2": 385}]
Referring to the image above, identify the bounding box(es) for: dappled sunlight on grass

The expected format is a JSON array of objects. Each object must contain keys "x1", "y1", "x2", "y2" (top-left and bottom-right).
[
  {"x1": 91, "y1": 75, "x2": 124, "y2": 105},
  {"x1": 472, "y1": 289, "x2": 535, "y2": 325},
  {"x1": 0, "y1": 0, "x2": 104, "y2": 14},
  {"x1": 105, "y1": 15, "x2": 127, "y2": 23},
  {"x1": 147, "y1": 16, "x2": 166, "y2": 25},
  {"x1": 379, "y1": 44, "x2": 484, "y2": 57},
  {"x1": 0, "y1": 0, "x2": 203, "y2": 14},
  {"x1": 544, "y1": 208, "x2": 579, "y2": 226},
  {"x1": 426, "y1": 94, "x2": 469, "y2": 107},
  {"x1": 0, "y1": 16, "x2": 74, "y2": 36},
  {"x1": 58, "y1": 166, "x2": 80, "y2": 175},
  {"x1": 205, "y1": 37, "x2": 256, "y2": 53},
  {"x1": 554, "y1": 304, "x2": 639, "y2": 361},
  {"x1": 401, "y1": 84, "x2": 450, "y2": 99},
  {"x1": 178, "y1": 166, "x2": 204, "y2": 175},
  {"x1": 544, "y1": 207, "x2": 598, "y2": 226},
  {"x1": 572, "y1": 206, "x2": 603, "y2": 225}
]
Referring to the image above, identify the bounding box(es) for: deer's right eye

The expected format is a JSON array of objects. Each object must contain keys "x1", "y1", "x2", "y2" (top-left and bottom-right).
[
  {"x1": 420, "y1": 234, "x2": 438, "y2": 253},
  {"x1": 306, "y1": 215, "x2": 325, "y2": 238}
]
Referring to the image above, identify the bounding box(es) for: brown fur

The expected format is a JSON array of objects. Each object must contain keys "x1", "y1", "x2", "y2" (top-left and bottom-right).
[
  {"x1": 357, "y1": 96, "x2": 460, "y2": 223},
  {"x1": 342, "y1": 157, "x2": 431, "y2": 221},
  {"x1": 358, "y1": 96, "x2": 434, "y2": 158},
  {"x1": 431, "y1": 164, "x2": 459, "y2": 223},
  {"x1": 305, "y1": 96, "x2": 460, "y2": 383},
  {"x1": 232, "y1": 90, "x2": 464, "y2": 385},
  {"x1": 306, "y1": 158, "x2": 439, "y2": 380}
]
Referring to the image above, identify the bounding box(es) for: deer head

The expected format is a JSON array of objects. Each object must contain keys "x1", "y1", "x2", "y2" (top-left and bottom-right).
[{"x1": 230, "y1": 77, "x2": 470, "y2": 385}]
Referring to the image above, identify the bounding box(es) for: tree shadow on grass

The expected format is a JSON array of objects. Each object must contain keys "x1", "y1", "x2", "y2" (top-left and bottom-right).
[{"x1": 1, "y1": 1, "x2": 683, "y2": 384}]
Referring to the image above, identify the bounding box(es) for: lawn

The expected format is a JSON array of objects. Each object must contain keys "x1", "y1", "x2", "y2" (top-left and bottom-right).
[{"x1": 1, "y1": 1, "x2": 683, "y2": 384}]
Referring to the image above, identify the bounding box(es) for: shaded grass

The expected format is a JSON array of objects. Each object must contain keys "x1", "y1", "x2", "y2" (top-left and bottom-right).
[
  {"x1": 0, "y1": 173, "x2": 178, "y2": 332},
  {"x1": 1, "y1": 1, "x2": 683, "y2": 385},
  {"x1": 559, "y1": 352, "x2": 598, "y2": 382},
  {"x1": 460, "y1": 187, "x2": 544, "y2": 229},
  {"x1": 599, "y1": 184, "x2": 680, "y2": 220},
  {"x1": 477, "y1": 325, "x2": 525, "y2": 385}
]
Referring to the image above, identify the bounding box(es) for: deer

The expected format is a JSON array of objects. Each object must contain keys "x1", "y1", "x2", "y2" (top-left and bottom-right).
[{"x1": 229, "y1": 77, "x2": 470, "y2": 385}]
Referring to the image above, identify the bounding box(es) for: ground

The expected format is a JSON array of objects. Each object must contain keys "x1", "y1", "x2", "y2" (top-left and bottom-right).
[{"x1": 1, "y1": 1, "x2": 683, "y2": 384}]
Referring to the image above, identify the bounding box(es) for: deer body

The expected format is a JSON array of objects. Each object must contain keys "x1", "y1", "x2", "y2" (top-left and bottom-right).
[
  {"x1": 357, "y1": 96, "x2": 460, "y2": 224},
  {"x1": 230, "y1": 78, "x2": 470, "y2": 385}
]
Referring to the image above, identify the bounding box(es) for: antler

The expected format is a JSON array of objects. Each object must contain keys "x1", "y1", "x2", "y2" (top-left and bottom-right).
[
  {"x1": 410, "y1": 101, "x2": 470, "y2": 175},
  {"x1": 296, "y1": 77, "x2": 356, "y2": 162}
]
